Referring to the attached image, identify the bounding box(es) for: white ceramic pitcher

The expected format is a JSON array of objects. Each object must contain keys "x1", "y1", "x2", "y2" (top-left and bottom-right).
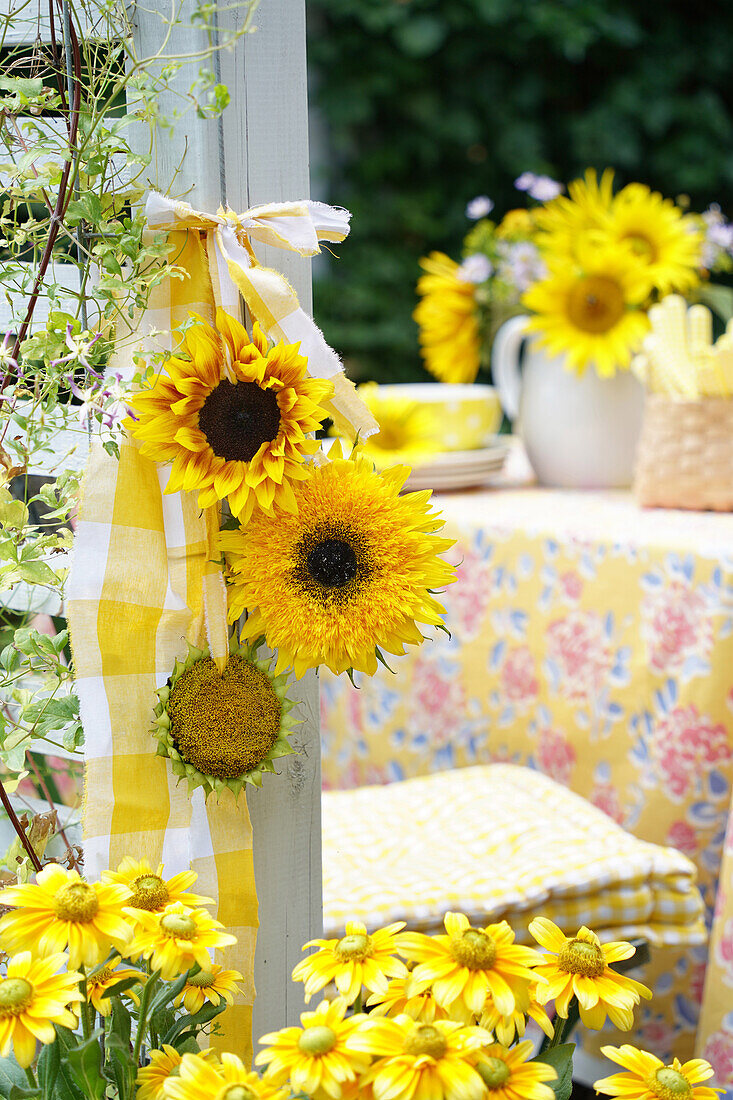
[{"x1": 491, "y1": 315, "x2": 645, "y2": 488}]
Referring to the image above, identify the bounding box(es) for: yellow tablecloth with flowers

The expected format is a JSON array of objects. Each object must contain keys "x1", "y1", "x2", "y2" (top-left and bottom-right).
[{"x1": 319, "y1": 487, "x2": 733, "y2": 1085}]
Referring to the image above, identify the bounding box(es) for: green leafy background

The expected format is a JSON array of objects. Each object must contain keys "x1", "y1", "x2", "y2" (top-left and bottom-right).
[{"x1": 306, "y1": 0, "x2": 733, "y2": 383}]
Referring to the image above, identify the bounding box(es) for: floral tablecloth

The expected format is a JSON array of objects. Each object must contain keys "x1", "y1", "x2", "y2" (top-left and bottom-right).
[{"x1": 319, "y1": 487, "x2": 733, "y2": 1086}]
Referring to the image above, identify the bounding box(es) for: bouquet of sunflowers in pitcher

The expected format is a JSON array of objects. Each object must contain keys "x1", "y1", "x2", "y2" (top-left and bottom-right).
[
  {"x1": 0, "y1": 858, "x2": 721, "y2": 1100},
  {"x1": 416, "y1": 170, "x2": 733, "y2": 383}
]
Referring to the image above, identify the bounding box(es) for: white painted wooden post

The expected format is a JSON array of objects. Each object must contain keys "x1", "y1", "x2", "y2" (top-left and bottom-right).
[{"x1": 131, "y1": 0, "x2": 321, "y2": 1040}]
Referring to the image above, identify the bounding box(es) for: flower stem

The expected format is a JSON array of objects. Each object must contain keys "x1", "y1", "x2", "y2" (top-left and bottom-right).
[
  {"x1": 0, "y1": 775, "x2": 42, "y2": 873},
  {"x1": 546, "y1": 998, "x2": 580, "y2": 1049},
  {"x1": 352, "y1": 990, "x2": 362, "y2": 1015},
  {"x1": 79, "y1": 966, "x2": 91, "y2": 1040},
  {"x1": 132, "y1": 969, "x2": 160, "y2": 1067},
  {"x1": 24, "y1": 1067, "x2": 38, "y2": 1090}
]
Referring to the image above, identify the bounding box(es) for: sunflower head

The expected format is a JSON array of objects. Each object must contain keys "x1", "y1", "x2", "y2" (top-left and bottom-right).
[
  {"x1": 336, "y1": 383, "x2": 442, "y2": 468},
  {"x1": 414, "y1": 252, "x2": 482, "y2": 383},
  {"x1": 152, "y1": 638, "x2": 298, "y2": 801},
  {"x1": 128, "y1": 310, "x2": 333, "y2": 523},
  {"x1": 534, "y1": 168, "x2": 615, "y2": 255},
  {"x1": 220, "y1": 442, "x2": 456, "y2": 678},
  {"x1": 523, "y1": 244, "x2": 651, "y2": 376}
]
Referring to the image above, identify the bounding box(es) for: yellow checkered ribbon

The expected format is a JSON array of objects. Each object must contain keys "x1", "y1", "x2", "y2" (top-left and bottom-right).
[
  {"x1": 322, "y1": 765, "x2": 706, "y2": 947},
  {"x1": 145, "y1": 192, "x2": 378, "y2": 439},
  {"x1": 66, "y1": 189, "x2": 367, "y2": 1062}
]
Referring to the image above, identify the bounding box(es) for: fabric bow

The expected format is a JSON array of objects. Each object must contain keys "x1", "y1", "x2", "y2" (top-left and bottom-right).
[{"x1": 145, "y1": 192, "x2": 377, "y2": 438}]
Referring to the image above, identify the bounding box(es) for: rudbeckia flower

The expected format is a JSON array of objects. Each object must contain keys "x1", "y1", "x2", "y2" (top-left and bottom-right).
[
  {"x1": 255, "y1": 997, "x2": 370, "y2": 1100},
  {"x1": 102, "y1": 857, "x2": 213, "y2": 914},
  {"x1": 126, "y1": 902, "x2": 236, "y2": 980},
  {"x1": 529, "y1": 918, "x2": 651, "y2": 1030},
  {"x1": 0, "y1": 952, "x2": 82, "y2": 1068},
  {"x1": 292, "y1": 921, "x2": 410, "y2": 1005},
  {"x1": 0, "y1": 865, "x2": 132, "y2": 968},
  {"x1": 401, "y1": 912, "x2": 543, "y2": 1022},
  {"x1": 594, "y1": 1046, "x2": 722, "y2": 1100}
]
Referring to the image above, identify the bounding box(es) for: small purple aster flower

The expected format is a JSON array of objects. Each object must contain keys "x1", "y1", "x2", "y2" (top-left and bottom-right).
[
  {"x1": 465, "y1": 195, "x2": 494, "y2": 220},
  {"x1": 514, "y1": 172, "x2": 563, "y2": 202},
  {"x1": 457, "y1": 254, "x2": 493, "y2": 283}
]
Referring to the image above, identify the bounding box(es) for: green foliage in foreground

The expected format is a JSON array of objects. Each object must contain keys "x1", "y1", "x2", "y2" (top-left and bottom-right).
[{"x1": 307, "y1": 0, "x2": 733, "y2": 383}]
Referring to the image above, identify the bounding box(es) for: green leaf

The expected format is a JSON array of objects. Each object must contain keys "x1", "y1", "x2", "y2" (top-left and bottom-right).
[
  {"x1": 146, "y1": 971, "x2": 187, "y2": 1018},
  {"x1": 65, "y1": 1032, "x2": 105, "y2": 1100},
  {"x1": 104, "y1": 1029, "x2": 136, "y2": 1100},
  {"x1": 0, "y1": 1059, "x2": 27, "y2": 1100},
  {"x1": 64, "y1": 194, "x2": 103, "y2": 226},
  {"x1": 8, "y1": 1087, "x2": 40, "y2": 1100},
  {"x1": 0, "y1": 76, "x2": 43, "y2": 99},
  {"x1": 161, "y1": 1001, "x2": 227, "y2": 1049},
  {"x1": 37, "y1": 1039, "x2": 60, "y2": 1100},
  {"x1": 534, "y1": 1043, "x2": 575, "y2": 1100},
  {"x1": 697, "y1": 282, "x2": 733, "y2": 324},
  {"x1": 108, "y1": 997, "x2": 132, "y2": 1047},
  {"x1": 99, "y1": 976, "x2": 143, "y2": 1000}
]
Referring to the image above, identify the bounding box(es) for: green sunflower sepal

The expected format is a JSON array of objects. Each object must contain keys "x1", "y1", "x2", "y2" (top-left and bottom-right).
[{"x1": 151, "y1": 637, "x2": 299, "y2": 803}]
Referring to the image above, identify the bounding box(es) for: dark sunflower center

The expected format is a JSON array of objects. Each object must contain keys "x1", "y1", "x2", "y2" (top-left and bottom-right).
[
  {"x1": 198, "y1": 379, "x2": 280, "y2": 462},
  {"x1": 307, "y1": 539, "x2": 358, "y2": 588}
]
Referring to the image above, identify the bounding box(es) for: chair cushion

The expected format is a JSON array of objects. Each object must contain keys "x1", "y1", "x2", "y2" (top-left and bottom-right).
[{"x1": 322, "y1": 764, "x2": 706, "y2": 946}]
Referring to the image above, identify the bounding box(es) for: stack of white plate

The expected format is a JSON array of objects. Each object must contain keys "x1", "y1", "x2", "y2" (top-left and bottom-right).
[{"x1": 406, "y1": 439, "x2": 510, "y2": 491}]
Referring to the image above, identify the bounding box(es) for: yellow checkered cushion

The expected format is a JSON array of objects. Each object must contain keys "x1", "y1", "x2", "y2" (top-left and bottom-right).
[{"x1": 322, "y1": 764, "x2": 706, "y2": 946}]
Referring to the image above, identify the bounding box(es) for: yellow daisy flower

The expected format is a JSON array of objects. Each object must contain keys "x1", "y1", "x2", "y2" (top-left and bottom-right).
[
  {"x1": 367, "y1": 976, "x2": 449, "y2": 1023},
  {"x1": 0, "y1": 951, "x2": 83, "y2": 1068},
  {"x1": 337, "y1": 383, "x2": 442, "y2": 469},
  {"x1": 535, "y1": 168, "x2": 615, "y2": 255},
  {"x1": 598, "y1": 183, "x2": 702, "y2": 295},
  {"x1": 220, "y1": 443, "x2": 455, "y2": 678},
  {"x1": 150, "y1": 640, "x2": 297, "y2": 801},
  {"x1": 126, "y1": 902, "x2": 236, "y2": 980},
  {"x1": 166, "y1": 1052, "x2": 288, "y2": 1100},
  {"x1": 401, "y1": 912, "x2": 543, "y2": 1022},
  {"x1": 102, "y1": 857, "x2": 213, "y2": 914},
  {"x1": 479, "y1": 983, "x2": 553, "y2": 1046},
  {"x1": 255, "y1": 997, "x2": 371, "y2": 1100},
  {"x1": 175, "y1": 963, "x2": 242, "y2": 1014},
  {"x1": 594, "y1": 1046, "x2": 722, "y2": 1100},
  {"x1": 86, "y1": 955, "x2": 144, "y2": 1016},
  {"x1": 128, "y1": 310, "x2": 333, "y2": 524},
  {"x1": 414, "y1": 252, "x2": 481, "y2": 383},
  {"x1": 529, "y1": 919, "x2": 652, "y2": 1030},
  {"x1": 475, "y1": 1040, "x2": 557, "y2": 1100},
  {"x1": 0, "y1": 864, "x2": 133, "y2": 968},
  {"x1": 522, "y1": 245, "x2": 650, "y2": 376},
  {"x1": 292, "y1": 921, "x2": 410, "y2": 1005},
  {"x1": 136, "y1": 1045, "x2": 219, "y2": 1100},
  {"x1": 347, "y1": 1015, "x2": 489, "y2": 1100}
]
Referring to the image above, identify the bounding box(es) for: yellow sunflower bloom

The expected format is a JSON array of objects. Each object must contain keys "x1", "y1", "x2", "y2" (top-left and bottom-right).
[
  {"x1": 166, "y1": 1052, "x2": 289, "y2": 1100},
  {"x1": 475, "y1": 1040, "x2": 556, "y2": 1100},
  {"x1": 0, "y1": 951, "x2": 82, "y2": 1068},
  {"x1": 479, "y1": 982, "x2": 553, "y2": 1045},
  {"x1": 535, "y1": 168, "x2": 615, "y2": 255},
  {"x1": 86, "y1": 955, "x2": 144, "y2": 1016},
  {"x1": 175, "y1": 963, "x2": 242, "y2": 1014},
  {"x1": 414, "y1": 252, "x2": 481, "y2": 383},
  {"x1": 337, "y1": 384, "x2": 442, "y2": 469},
  {"x1": 401, "y1": 912, "x2": 543, "y2": 1022},
  {"x1": 347, "y1": 1015, "x2": 489, "y2": 1100},
  {"x1": 136, "y1": 1046, "x2": 219, "y2": 1100},
  {"x1": 522, "y1": 246, "x2": 650, "y2": 376},
  {"x1": 102, "y1": 857, "x2": 213, "y2": 914},
  {"x1": 220, "y1": 443, "x2": 455, "y2": 678},
  {"x1": 594, "y1": 1046, "x2": 722, "y2": 1100},
  {"x1": 598, "y1": 183, "x2": 702, "y2": 295},
  {"x1": 255, "y1": 997, "x2": 371, "y2": 1100},
  {"x1": 127, "y1": 310, "x2": 333, "y2": 524},
  {"x1": 0, "y1": 864, "x2": 133, "y2": 968},
  {"x1": 367, "y1": 976, "x2": 449, "y2": 1023},
  {"x1": 126, "y1": 902, "x2": 237, "y2": 980},
  {"x1": 292, "y1": 920, "x2": 410, "y2": 1005},
  {"x1": 529, "y1": 919, "x2": 651, "y2": 1031}
]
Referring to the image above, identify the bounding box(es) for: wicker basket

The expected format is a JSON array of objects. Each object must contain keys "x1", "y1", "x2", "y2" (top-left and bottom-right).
[{"x1": 634, "y1": 395, "x2": 733, "y2": 511}]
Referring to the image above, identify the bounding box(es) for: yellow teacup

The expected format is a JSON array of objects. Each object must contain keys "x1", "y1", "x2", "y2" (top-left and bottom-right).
[{"x1": 369, "y1": 383, "x2": 501, "y2": 451}]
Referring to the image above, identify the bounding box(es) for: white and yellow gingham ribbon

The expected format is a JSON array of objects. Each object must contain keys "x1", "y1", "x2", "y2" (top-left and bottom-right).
[{"x1": 145, "y1": 192, "x2": 378, "y2": 438}]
